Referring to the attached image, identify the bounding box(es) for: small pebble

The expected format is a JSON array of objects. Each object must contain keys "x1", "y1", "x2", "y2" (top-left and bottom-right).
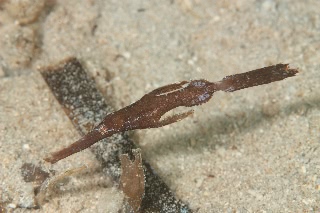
[
  {"x1": 7, "y1": 203, "x2": 16, "y2": 209},
  {"x1": 22, "y1": 144, "x2": 30, "y2": 150},
  {"x1": 123, "y1": 52, "x2": 131, "y2": 59}
]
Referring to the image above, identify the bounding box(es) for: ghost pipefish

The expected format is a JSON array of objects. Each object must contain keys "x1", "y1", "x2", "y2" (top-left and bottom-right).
[{"x1": 44, "y1": 64, "x2": 298, "y2": 164}]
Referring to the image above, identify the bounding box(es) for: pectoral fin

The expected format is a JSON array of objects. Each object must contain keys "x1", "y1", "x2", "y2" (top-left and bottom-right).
[{"x1": 155, "y1": 110, "x2": 194, "y2": 128}]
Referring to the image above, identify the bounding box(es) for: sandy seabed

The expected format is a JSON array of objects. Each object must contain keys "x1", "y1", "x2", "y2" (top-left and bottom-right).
[{"x1": 0, "y1": 0, "x2": 320, "y2": 212}]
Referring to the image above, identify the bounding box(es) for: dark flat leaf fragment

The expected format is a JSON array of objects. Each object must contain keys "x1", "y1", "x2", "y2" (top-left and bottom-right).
[{"x1": 120, "y1": 149, "x2": 145, "y2": 213}]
